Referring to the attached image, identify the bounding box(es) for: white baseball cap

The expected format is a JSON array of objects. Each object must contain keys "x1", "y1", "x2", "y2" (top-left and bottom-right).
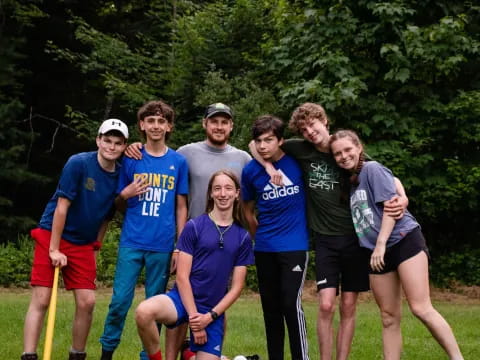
[{"x1": 98, "y1": 119, "x2": 129, "y2": 139}]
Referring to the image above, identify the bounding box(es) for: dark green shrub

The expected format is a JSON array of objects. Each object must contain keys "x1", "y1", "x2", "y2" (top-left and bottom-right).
[
  {"x1": 430, "y1": 247, "x2": 480, "y2": 287},
  {"x1": 245, "y1": 265, "x2": 258, "y2": 292},
  {"x1": 96, "y1": 225, "x2": 121, "y2": 286},
  {"x1": 0, "y1": 234, "x2": 34, "y2": 287}
]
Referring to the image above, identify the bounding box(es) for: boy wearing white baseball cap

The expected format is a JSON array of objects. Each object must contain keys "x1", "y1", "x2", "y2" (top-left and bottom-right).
[{"x1": 22, "y1": 119, "x2": 129, "y2": 360}]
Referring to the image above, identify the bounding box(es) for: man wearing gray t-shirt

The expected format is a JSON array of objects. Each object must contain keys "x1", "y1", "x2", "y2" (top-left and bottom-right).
[{"x1": 177, "y1": 103, "x2": 251, "y2": 218}]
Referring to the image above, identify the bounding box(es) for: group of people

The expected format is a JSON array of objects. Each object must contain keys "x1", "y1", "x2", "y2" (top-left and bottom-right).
[{"x1": 21, "y1": 100, "x2": 464, "y2": 360}]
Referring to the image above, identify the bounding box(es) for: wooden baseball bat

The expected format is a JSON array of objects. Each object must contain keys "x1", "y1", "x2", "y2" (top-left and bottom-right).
[{"x1": 43, "y1": 266, "x2": 60, "y2": 360}]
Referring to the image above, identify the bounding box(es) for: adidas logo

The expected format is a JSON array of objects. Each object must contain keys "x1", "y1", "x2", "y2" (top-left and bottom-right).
[
  {"x1": 262, "y1": 169, "x2": 299, "y2": 200},
  {"x1": 214, "y1": 345, "x2": 221, "y2": 351},
  {"x1": 292, "y1": 265, "x2": 303, "y2": 272},
  {"x1": 169, "y1": 165, "x2": 175, "y2": 170}
]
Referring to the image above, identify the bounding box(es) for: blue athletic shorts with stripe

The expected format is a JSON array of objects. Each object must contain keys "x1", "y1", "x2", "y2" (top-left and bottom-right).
[{"x1": 166, "y1": 287, "x2": 224, "y2": 356}]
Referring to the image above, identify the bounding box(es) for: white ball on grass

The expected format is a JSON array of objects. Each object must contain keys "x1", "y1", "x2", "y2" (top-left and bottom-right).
[{"x1": 233, "y1": 356, "x2": 247, "y2": 360}]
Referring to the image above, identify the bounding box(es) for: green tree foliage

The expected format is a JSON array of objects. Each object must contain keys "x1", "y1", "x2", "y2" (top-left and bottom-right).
[
  {"x1": 266, "y1": 0, "x2": 480, "y2": 251},
  {"x1": 165, "y1": 0, "x2": 281, "y2": 148},
  {"x1": 0, "y1": 0, "x2": 50, "y2": 239},
  {"x1": 43, "y1": 1, "x2": 179, "y2": 140}
]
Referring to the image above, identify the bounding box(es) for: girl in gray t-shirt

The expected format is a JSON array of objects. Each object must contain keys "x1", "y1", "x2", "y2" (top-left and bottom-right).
[{"x1": 330, "y1": 129, "x2": 463, "y2": 360}]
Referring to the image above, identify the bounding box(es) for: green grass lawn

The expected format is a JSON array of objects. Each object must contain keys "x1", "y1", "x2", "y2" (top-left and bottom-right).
[{"x1": 3, "y1": 288, "x2": 479, "y2": 360}]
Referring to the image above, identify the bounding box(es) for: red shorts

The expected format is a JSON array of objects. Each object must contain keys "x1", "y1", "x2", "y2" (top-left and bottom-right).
[{"x1": 30, "y1": 228, "x2": 98, "y2": 290}]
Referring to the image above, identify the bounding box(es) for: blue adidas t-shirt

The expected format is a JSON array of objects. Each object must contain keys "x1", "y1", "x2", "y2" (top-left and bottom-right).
[
  {"x1": 174, "y1": 214, "x2": 254, "y2": 309},
  {"x1": 118, "y1": 147, "x2": 189, "y2": 252},
  {"x1": 241, "y1": 154, "x2": 309, "y2": 252},
  {"x1": 39, "y1": 151, "x2": 119, "y2": 245},
  {"x1": 351, "y1": 161, "x2": 419, "y2": 250}
]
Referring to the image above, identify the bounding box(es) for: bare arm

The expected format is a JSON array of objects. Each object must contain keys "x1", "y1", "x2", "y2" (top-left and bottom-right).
[
  {"x1": 95, "y1": 220, "x2": 109, "y2": 243},
  {"x1": 124, "y1": 142, "x2": 144, "y2": 160},
  {"x1": 370, "y1": 205, "x2": 396, "y2": 272},
  {"x1": 171, "y1": 195, "x2": 188, "y2": 274},
  {"x1": 94, "y1": 220, "x2": 110, "y2": 261},
  {"x1": 175, "y1": 251, "x2": 207, "y2": 344},
  {"x1": 211, "y1": 265, "x2": 247, "y2": 315},
  {"x1": 243, "y1": 200, "x2": 258, "y2": 237},
  {"x1": 248, "y1": 140, "x2": 283, "y2": 186},
  {"x1": 384, "y1": 177, "x2": 409, "y2": 219},
  {"x1": 176, "y1": 194, "x2": 188, "y2": 237},
  {"x1": 49, "y1": 197, "x2": 71, "y2": 267}
]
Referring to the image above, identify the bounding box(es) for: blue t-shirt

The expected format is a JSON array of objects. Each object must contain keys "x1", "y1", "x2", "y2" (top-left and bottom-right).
[
  {"x1": 174, "y1": 214, "x2": 254, "y2": 309},
  {"x1": 39, "y1": 151, "x2": 119, "y2": 245},
  {"x1": 241, "y1": 155, "x2": 309, "y2": 252},
  {"x1": 351, "y1": 161, "x2": 419, "y2": 250},
  {"x1": 118, "y1": 147, "x2": 189, "y2": 252}
]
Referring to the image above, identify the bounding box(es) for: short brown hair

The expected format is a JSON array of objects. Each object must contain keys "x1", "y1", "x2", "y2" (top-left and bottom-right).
[
  {"x1": 289, "y1": 102, "x2": 329, "y2": 133},
  {"x1": 137, "y1": 100, "x2": 175, "y2": 140},
  {"x1": 252, "y1": 114, "x2": 284, "y2": 140}
]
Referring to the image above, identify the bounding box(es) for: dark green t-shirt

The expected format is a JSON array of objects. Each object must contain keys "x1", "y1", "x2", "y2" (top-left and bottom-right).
[{"x1": 282, "y1": 139, "x2": 355, "y2": 236}]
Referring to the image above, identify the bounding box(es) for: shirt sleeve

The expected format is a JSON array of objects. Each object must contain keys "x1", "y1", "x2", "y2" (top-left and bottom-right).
[
  {"x1": 242, "y1": 150, "x2": 252, "y2": 163},
  {"x1": 281, "y1": 138, "x2": 303, "y2": 157},
  {"x1": 176, "y1": 156, "x2": 189, "y2": 195},
  {"x1": 365, "y1": 162, "x2": 397, "y2": 204},
  {"x1": 240, "y1": 163, "x2": 256, "y2": 202},
  {"x1": 234, "y1": 230, "x2": 255, "y2": 266},
  {"x1": 176, "y1": 219, "x2": 197, "y2": 255},
  {"x1": 56, "y1": 155, "x2": 83, "y2": 201}
]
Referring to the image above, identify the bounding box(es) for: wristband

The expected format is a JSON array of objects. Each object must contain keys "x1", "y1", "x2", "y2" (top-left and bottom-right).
[{"x1": 209, "y1": 310, "x2": 219, "y2": 320}]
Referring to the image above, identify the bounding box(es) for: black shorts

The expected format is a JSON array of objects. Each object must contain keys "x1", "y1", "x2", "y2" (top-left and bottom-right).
[
  {"x1": 370, "y1": 226, "x2": 430, "y2": 275},
  {"x1": 314, "y1": 233, "x2": 370, "y2": 293}
]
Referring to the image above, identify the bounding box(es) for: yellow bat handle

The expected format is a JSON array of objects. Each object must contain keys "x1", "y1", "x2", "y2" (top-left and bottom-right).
[{"x1": 43, "y1": 266, "x2": 60, "y2": 360}]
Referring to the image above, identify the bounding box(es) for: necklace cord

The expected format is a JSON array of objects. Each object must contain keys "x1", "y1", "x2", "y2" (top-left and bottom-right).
[{"x1": 208, "y1": 212, "x2": 233, "y2": 249}]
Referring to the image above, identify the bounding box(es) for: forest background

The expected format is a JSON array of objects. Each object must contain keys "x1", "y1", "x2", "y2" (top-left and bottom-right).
[{"x1": 1, "y1": 0, "x2": 479, "y2": 288}]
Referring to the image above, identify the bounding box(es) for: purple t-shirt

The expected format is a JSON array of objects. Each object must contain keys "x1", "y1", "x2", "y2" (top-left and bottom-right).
[
  {"x1": 174, "y1": 214, "x2": 254, "y2": 309},
  {"x1": 351, "y1": 161, "x2": 419, "y2": 250}
]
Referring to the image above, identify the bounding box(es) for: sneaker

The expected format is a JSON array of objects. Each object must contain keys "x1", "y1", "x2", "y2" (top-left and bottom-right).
[
  {"x1": 100, "y1": 349, "x2": 113, "y2": 360},
  {"x1": 21, "y1": 354, "x2": 38, "y2": 360},
  {"x1": 69, "y1": 351, "x2": 87, "y2": 360}
]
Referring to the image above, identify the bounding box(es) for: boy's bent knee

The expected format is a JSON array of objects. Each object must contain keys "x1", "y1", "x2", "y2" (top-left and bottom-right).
[{"x1": 135, "y1": 302, "x2": 155, "y2": 326}]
